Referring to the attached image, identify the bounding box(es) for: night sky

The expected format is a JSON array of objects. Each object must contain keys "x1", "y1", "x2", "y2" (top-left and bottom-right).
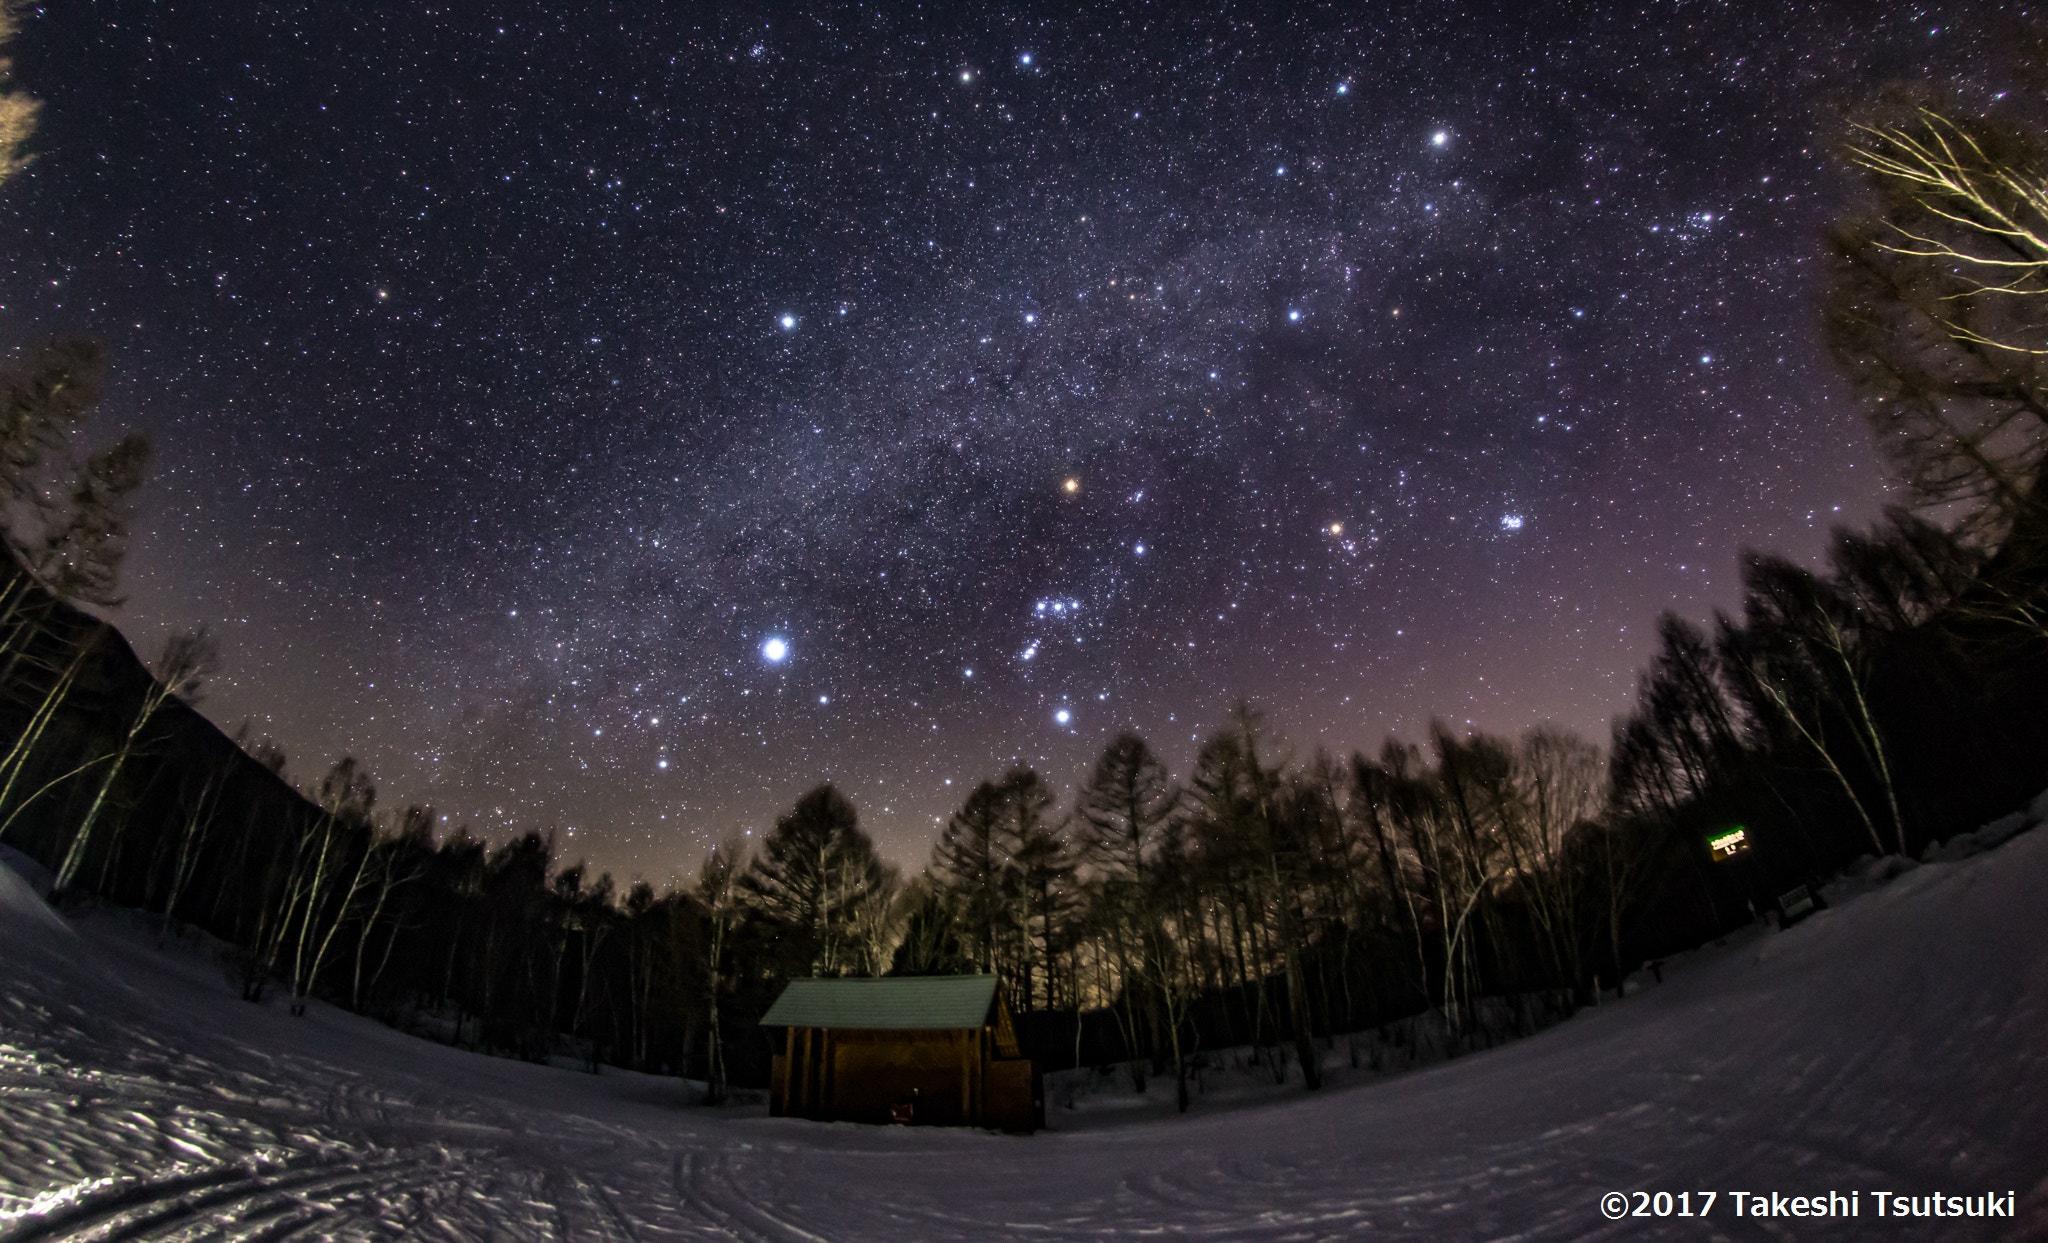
[{"x1": 0, "y1": 3, "x2": 2009, "y2": 881}]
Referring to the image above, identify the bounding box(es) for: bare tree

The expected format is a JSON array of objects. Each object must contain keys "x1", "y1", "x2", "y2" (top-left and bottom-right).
[
  {"x1": 930, "y1": 776, "x2": 1024, "y2": 979},
  {"x1": 349, "y1": 805, "x2": 430, "y2": 1010},
  {"x1": 568, "y1": 872, "x2": 616, "y2": 1072},
  {"x1": 1726, "y1": 556, "x2": 1907, "y2": 857},
  {"x1": 1829, "y1": 105, "x2": 2048, "y2": 547},
  {"x1": 1234, "y1": 706, "x2": 1323, "y2": 1090},
  {"x1": 51, "y1": 627, "x2": 216, "y2": 896},
  {"x1": 695, "y1": 841, "x2": 743, "y2": 1104},
  {"x1": 1576, "y1": 813, "x2": 1660, "y2": 999},
  {"x1": 0, "y1": 1, "x2": 36, "y2": 189},
  {"x1": 155, "y1": 755, "x2": 229, "y2": 944},
  {"x1": 1074, "y1": 733, "x2": 1176, "y2": 1079},
  {"x1": 995, "y1": 770, "x2": 1059, "y2": 1010},
  {"x1": 888, "y1": 871, "x2": 971, "y2": 977},
  {"x1": 841, "y1": 854, "x2": 904, "y2": 978},
  {"x1": 1013, "y1": 815, "x2": 1075, "y2": 1012},
  {"x1": 284, "y1": 757, "x2": 376, "y2": 1014},
  {"x1": 742, "y1": 784, "x2": 891, "y2": 978},
  {"x1": 1506, "y1": 728, "x2": 1604, "y2": 1004},
  {"x1": 1134, "y1": 818, "x2": 1203, "y2": 1112},
  {"x1": 1186, "y1": 707, "x2": 1323, "y2": 1089},
  {"x1": 0, "y1": 348, "x2": 149, "y2": 840},
  {"x1": 1350, "y1": 747, "x2": 1432, "y2": 1012}
]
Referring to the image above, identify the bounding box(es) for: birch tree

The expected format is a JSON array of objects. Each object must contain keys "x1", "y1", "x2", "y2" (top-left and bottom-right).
[
  {"x1": 284, "y1": 757, "x2": 376, "y2": 1014},
  {"x1": 695, "y1": 841, "x2": 742, "y2": 1103},
  {"x1": 1830, "y1": 105, "x2": 2048, "y2": 548},
  {"x1": 155, "y1": 754, "x2": 229, "y2": 944},
  {"x1": 1726, "y1": 555, "x2": 1907, "y2": 857},
  {"x1": 51, "y1": 627, "x2": 215, "y2": 896}
]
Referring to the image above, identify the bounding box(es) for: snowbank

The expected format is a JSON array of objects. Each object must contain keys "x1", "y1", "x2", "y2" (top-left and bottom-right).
[
  {"x1": 1045, "y1": 997, "x2": 1552, "y2": 1127},
  {"x1": 0, "y1": 846, "x2": 65, "y2": 941},
  {"x1": 1920, "y1": 788, "x2": 2047, "y2": 863},
  {"x1": 4, "y1": 821, "x2": 2047, "y2": 1239}
]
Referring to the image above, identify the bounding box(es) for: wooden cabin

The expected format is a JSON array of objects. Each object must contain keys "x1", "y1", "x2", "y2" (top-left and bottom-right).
[{"x1": 762, "y1": 975, "x2": 1040, "y2": 1132}]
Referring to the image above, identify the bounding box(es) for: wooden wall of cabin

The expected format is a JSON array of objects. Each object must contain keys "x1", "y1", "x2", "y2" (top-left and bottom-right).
[
  {"x1": 983, "y1": 1060, "x2": 1037, "y2": 1132},
  {"x1": 769, "y1": 1026, "x2": 1039, "y2": 1131},
  {"x1": 824, "y1": 1029, "x2": 973, "y2": 1126}
]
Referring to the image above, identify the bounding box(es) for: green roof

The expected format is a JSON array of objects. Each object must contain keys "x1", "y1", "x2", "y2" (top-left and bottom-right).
[{"x1": 759, "y1": 975, "x2": 999, "y2": 1030}]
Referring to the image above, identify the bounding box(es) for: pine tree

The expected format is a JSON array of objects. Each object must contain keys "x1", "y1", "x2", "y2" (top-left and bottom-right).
[
  {"x1": 1075, "y1": 733, "x2": 1175, "y2": 1064},
  {"x1": 929, "y1": 777, "x2": 1021, "y2": 975},
  {"x1": 741, "y1": 784, "x2": 891, "y2": 977}
]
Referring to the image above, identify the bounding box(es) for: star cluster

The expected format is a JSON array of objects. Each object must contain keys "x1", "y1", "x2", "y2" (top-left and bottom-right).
[{"x1": 0, "y1": 2, "x2": 2009, "y2": 878}]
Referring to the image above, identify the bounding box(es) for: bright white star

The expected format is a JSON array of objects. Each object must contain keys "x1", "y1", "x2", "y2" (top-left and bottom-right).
[
  {"x1": 1055, "y1": 708, "x2": 1071, "y2": 725},
  {"x1": 1432, "y1": 130, "x2": 1449, "y2": 147},
  {"x1": 779, "y1": 314, "x2": 796, "y2": 330},
  {"x1": 761, "y1": 637, "x2": 789, "y2": 662}
]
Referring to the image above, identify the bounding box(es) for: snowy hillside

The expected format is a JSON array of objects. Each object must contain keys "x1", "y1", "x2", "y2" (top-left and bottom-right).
[{"x1": 4, "y1": 824, "x2": 2047, "y2": 1241}]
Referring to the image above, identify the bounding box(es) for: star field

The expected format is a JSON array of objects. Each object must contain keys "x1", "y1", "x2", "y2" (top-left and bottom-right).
[{"x1": 0, "y1": 2, "x2": 2011, "y2": 879}]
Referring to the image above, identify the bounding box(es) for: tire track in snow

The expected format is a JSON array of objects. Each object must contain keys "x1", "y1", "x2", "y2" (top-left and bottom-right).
[
  {"x1": 10, "y1": 833, "x2": 2048, "y2": 1240},
  {"x1": 567, "y1": 1170, "x2": 643, "y2": 1243},
  {"x1": 671, "y1": 1149, "x2": 833, "y2": 1243},
  {"x1": 0, "y1": 1152, "x2": 444, "y2": 1243}
]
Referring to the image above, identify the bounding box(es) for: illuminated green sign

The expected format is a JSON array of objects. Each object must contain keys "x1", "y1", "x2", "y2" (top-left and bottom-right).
[{"x1": 1707, "y1": 826, "x2": 1752, "y2": 862}]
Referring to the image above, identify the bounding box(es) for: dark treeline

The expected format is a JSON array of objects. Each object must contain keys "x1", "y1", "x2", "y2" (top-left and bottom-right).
[{"x1": 3, "y1": 99, "x2": 2046, "y2": 1107}]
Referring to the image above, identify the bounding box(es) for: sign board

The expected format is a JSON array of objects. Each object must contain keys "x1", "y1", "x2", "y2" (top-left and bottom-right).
[
  {"x1": 1778, "y1": 885, "x2": 1817, "y2": 928},
  {"x1": 1706, "y1": 826, "x2": 1752, "y2": 862}
]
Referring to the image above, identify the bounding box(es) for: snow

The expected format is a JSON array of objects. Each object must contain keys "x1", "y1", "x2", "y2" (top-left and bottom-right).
[
  {"x1": 5, "y1": 821, "x2": 2048, "y2": 1240},
  {"x1": 1043, "y1": 1000, "x2": 1546, "y2": 1128}
]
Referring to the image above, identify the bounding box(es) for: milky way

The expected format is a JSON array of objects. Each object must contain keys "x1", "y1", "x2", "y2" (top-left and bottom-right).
[{"x1": 0, "y1": 2, "x2": 2011, "y2": 879}]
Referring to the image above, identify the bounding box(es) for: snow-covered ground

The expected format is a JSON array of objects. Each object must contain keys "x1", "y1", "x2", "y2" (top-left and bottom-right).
[{"x1": 4, "y1": 822, "x2": 2047, "y2": 1241}]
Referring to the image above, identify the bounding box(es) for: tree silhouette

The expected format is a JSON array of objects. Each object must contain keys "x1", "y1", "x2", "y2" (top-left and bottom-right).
[
  {"x1": 742, "y1": 783, "x2": 892, "y2": 977},
  {"x1": 0, "y1": 1, "x2": 36, "y2": 189},
  {"x1": 1829, "y1": 104, "x2": 2048, "y2": 547}
]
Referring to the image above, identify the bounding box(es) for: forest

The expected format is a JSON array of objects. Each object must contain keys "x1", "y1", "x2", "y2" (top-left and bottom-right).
[{"x1": 3, "y1": 86, "x2": 2046, "y2": 1109}]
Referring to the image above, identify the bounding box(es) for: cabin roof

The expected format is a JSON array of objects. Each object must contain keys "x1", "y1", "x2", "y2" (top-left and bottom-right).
[{"x1": 760, "y1": 975, "x2": 999, "y2": 1030}]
